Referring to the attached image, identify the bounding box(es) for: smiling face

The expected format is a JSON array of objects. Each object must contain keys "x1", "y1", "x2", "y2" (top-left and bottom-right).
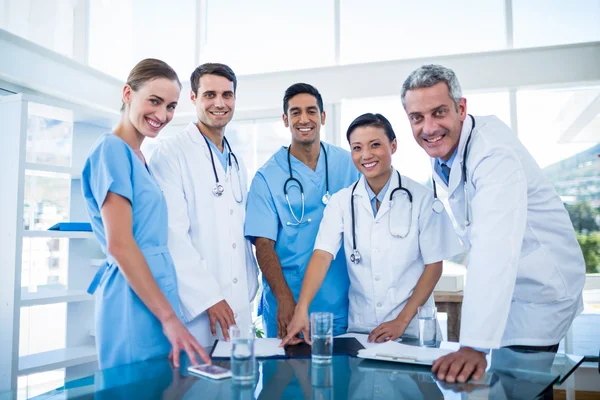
[
  {"x1": 403, "y1": 82, "x2": 467, "y2": 161},
  {"x1": 122, "y1": 77, "x2": 180, "y2": 139},
  {"x1": 191, "y1": 74, "x2": 236, "y2": 132},
  {"x1": 283, "y1": 93, "x2": 326, "y2": 145},
  {"x1": 349, "y1": 125, "x2": 397, "y2": 182}
]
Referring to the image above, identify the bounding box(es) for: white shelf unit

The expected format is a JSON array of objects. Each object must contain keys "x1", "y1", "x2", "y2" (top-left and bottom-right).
[
  {"x1": 18, "y1": 345, "x2": 97, "y2": 375},
  {"x1": 23, "y1": 231, "x2": 95, "y2": 239},
  {"x1": 20, "y1": 289, "x2": 93, "y2": 307},
  {"x1": 0, "y1": 93, "x2": 114, "y2": 392},
  {"x1": 23, "y1": 162, "x2": 80, "y2": 177}
]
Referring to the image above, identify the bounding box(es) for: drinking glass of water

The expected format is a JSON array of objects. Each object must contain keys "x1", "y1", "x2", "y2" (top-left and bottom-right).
[
  {"x1": 418, "y1": 306, "x2": 437, "y2": 347},
  {"x1": 310, "y1": 312, "x2": 333, "y2": 363},
  {"x1": 229, "y1": 325, "x2": 256, "y2": 385}
]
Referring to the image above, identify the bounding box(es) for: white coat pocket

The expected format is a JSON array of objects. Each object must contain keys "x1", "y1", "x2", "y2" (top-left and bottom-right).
[{"x1": 513, "y1": 247, "x2": 565, "y2": 303}]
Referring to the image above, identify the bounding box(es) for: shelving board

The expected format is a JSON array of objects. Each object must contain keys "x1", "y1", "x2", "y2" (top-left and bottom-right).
[
  {"x1": 23, "y1": 163, "x2": 79, "y2": 177},
  {"x1": 20, "y1": 289, "x2": 93, "y2": 307},
  {"x1": 23, "y1": 231, "x2": 94, "y2": 239},
  {"x1": 18, "y1": 345, "x2": 97, "y2": 375}
]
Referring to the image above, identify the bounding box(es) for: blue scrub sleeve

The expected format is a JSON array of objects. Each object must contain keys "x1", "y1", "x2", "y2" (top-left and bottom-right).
[
  {"x1": 417, "y1": 193, "x2": 463, "y2": 265},
  {"x1": 244, "y1": 173, "x2": 279, "y2": 243},
  {"x1": 87, "y1": 137, "x2": 134, "y2": 208},
  {"x1": 313, "y1": 191, "x2": 345, "y2": 260}
]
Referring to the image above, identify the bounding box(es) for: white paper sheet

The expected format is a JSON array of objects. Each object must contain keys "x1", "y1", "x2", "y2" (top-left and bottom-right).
[
  {"x1": 357, "y1": 340, "x2": 454, "y2": 365},
  {"x1": 212, "y1": 338, "x2": 286, "y2": 358}
]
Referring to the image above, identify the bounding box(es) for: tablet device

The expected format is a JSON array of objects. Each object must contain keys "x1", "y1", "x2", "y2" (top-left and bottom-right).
[{"x1": 188, "y1": 364, "x2": 232, "y2": 380}]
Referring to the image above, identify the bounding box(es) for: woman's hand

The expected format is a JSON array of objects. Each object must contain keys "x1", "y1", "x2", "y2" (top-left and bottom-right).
[
  {"x1": 280, "y1": 308, "x2": 310, "y2": 346},
  {"x1": 368, "y1": 318, "x2": 409, "y2": 343},
  {"x1": 162, "y1": 314, "x2": 212, "y2": 368}
]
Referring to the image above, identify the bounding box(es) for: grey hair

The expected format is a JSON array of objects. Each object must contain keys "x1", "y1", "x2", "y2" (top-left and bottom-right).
[{"x1": 400, "y1": 64, "x2": 463, "y2": 110}]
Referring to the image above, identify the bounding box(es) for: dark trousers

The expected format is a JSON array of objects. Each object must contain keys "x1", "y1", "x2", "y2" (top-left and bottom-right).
[
  {"x1": 505, "y1": 343, "x2": 560, "y2": 400},
  {"x1": 505, "y1": 343, "x2": 560, "y2": 353}
]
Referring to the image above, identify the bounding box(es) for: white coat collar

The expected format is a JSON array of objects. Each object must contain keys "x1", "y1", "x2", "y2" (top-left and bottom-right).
[
  {"x1": 430, "y1": 115, "x2": 475, "y2": 195},
  {"x1": 185, "y1": 121, "x2": 205, "y2": 144},
  {"x1": 184, "y1": 121, "x2": 223, "y2": 166}
]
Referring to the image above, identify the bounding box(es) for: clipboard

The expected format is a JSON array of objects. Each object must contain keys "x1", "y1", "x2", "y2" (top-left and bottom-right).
[
  {"x1": 356, "y1": 341, "x2": 454, "y2": 366},
  {"x1": 209, "y1": 337, "x2": 365, "y2": 360},
  {"x1": 357, "y1": 352, "x2": 437, "y2": 366}
]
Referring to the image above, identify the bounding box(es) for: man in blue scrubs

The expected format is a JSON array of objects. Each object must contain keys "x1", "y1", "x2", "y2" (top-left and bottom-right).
[{"x1": 245, "y1": 83, "x2": 359, "y2": 338}]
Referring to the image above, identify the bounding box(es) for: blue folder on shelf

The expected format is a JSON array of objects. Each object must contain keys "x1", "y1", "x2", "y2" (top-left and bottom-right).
[{"x1": 48, "y1": 222, "x2": 93, "y2": 232}]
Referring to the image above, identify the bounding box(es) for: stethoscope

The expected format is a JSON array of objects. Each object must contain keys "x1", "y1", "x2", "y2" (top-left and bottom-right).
[
  {"x1": 431, "y1": 114, "x2": 476, "y2": 227},
  {"x1": 284, "y1": 142, "x2": 330, "y2": 226},
  {"x1": 349, "y1": 170, "x2": 413, "y2": 265},
  {"x1": 202, "y1": 134, "x2": 243, "y2": 203}
]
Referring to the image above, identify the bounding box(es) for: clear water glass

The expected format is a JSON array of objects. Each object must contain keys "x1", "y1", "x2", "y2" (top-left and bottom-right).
[
  {"x1": 418, "y1": 306, "x2": 437, "y2": 347},
  {"x1": 229, "y1": 325, "x2": 256, "y2": 385},
  {"x1": 310, "y1": 312, "x2": 333, "y2": 363}
]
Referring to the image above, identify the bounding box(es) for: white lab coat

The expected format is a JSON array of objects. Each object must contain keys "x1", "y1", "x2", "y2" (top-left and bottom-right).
[
  {"x1": 314, "y1": 171, "x2": 462, "y2": 337},
  {"x1": 149, "y1": 122, "x2": 259, "y2": 347},
  {"x1": 434, "y1": 115, "x2": 585, "y2": 349}
]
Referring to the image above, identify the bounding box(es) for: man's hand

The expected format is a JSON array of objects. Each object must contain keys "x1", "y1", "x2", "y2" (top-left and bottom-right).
[
  {"x1": 276, "y1": 295, "x2": 297, "y2": 339},
  {"x1": 206, "y1": 300, "x2": 236, "y2": 340},
  {"x1": 432, "y1": 347, "x2": 487, "y2": 383},
  {"x1": 368, "y1": 318, "x2": 409, "y2": 343}
]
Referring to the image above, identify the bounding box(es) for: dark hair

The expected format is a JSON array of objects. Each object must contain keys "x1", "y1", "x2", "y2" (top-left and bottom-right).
[
  {"x1": 283, "y1": 83, "x2": 324, "y2": 115},
  {"x1": 346, "y1": 113, "x2": 396, "y2": 143},
  {"x1": 190, "y1": 63, "x2": 237, "y2": 95},
  {"x1": 121, "y1": 59, "x2": 181, "y2": 112}
]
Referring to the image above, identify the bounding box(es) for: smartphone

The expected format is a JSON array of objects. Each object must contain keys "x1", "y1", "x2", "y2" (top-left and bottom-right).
[{"x1": 188, "y1": 364, "x2": 232, "y2": 380}]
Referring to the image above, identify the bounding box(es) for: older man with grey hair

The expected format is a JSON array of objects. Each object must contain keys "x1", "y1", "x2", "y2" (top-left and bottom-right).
[{"x1": 401, "y1": 64, "x2": 585, "y2": 384}]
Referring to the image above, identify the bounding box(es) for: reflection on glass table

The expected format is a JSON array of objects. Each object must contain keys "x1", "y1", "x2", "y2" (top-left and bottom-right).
[{"x1": 14, "y1": 342, "x2": 584, "y2": 400}]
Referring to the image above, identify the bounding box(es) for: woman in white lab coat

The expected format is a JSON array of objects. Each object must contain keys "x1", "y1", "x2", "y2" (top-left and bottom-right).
[{"x1": 282, "y1": 113, "x2": 462, "y2": 345}]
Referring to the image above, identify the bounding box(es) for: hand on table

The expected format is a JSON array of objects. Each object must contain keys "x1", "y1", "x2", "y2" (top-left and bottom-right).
[
  {"x1": 162, "y1": 314, "x2": 211, "y2": 368},
  {"x1": 432, "y1": 347, "x2": 487, "y2": 383},
  {"x1": 280, "y1": 309, "x2": 310, "y2": 346},
  {"x1": 368, "y1": 319, "x2": 409, "y2": 343}
]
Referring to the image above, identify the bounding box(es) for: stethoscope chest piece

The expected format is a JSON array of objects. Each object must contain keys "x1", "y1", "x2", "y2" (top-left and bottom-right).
[
  {"x1": 431, "y1": 198, "x2": 444, "y2": 214},
  {"x1": 322, "y1": 192, "x2": 331, "y2": 205},
  {"x1": 350, "y1": 249, "x2": 361, "y2": 264},
  {"x1": 213, "y1": 184, "x2": 224, "y2": 197}
]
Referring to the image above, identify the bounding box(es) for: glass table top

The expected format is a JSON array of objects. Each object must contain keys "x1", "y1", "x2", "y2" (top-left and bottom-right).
[
  {"x1": 8, "y1": 343, "x2": 582, "y2": 400},
  {"x1": 0, "y1": 336, "x2": 586, "y2": 400}
]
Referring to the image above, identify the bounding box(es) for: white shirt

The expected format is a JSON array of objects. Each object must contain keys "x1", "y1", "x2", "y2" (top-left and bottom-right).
[
  {"x1": 149, "y1": 122, "x2": 259, "y2": 347},
  {"x1": 433, "y1": 115, "x2": 585, "y2": 349},
  {"x1": 314, "y1": 170, "x2": 462, "y2": 337}
]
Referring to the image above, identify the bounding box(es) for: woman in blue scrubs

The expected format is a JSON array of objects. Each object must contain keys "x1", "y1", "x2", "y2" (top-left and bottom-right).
[{"x1": 82, "y1": 59, "x2": 211, "y2": 369}]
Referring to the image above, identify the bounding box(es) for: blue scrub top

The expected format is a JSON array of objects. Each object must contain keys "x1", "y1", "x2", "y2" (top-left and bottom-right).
[
  {"x1": 244, "y1": 142, "x2": 359, "y2": 336},
  {"x1": 203, "y1": 134, "x2": 230, "y2": 172},
  {"x1": 81, "y1": 134, "x2": 181, "y2": 369}
]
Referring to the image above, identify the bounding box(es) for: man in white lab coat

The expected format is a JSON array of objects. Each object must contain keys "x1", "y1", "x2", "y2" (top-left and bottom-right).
[
  {"x1": 401, "y1": 64, "x2": 585, "y2": 383},
  {"x1": 150, "y1": 63, "x2": 258, "y2": 348}
]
